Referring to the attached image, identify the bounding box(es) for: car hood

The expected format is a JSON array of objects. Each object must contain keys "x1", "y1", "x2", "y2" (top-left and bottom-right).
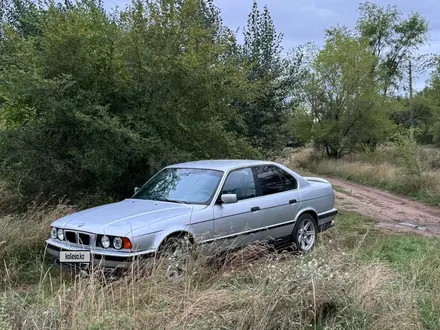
[{"x1": 51, "y1": 199, "x2": 202, "y2": 235}]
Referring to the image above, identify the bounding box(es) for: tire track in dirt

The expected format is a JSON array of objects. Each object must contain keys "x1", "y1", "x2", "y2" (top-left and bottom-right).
[{"x1": 327, "y1": 177, "x2": 440, "y2": 236}]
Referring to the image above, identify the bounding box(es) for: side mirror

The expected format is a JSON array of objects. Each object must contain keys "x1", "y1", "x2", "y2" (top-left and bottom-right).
[
  {"x1": 221, "y1": 194, "x2": 238, "y2": 204},
  {"x1": 134, "y1": 187, "x2": 140, "y2": 194}
]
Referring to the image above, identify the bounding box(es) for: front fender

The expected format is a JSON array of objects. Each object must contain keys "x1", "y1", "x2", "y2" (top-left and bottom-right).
[
  {"x1": 153, "y1": 225, "x2": 194, "y2": 250},
  {"x1": 131, "y1": 217, "x2": 193, "y2": 252}
]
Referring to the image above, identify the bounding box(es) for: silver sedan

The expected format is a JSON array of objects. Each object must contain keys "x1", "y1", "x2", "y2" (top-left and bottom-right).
[{"x1": 46, "y1": 160, "x2": 337, "y2": 276}]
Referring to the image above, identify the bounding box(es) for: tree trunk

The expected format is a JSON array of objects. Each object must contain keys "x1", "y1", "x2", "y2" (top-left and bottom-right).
[{"x1": 325, "y1": 144, "x2": 339, "y2": 158}]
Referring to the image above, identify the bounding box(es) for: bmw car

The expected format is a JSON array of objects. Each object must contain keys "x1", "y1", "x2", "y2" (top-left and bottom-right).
[{"x1": 46, "y1": 160, "x2": 337, "y2": 277}]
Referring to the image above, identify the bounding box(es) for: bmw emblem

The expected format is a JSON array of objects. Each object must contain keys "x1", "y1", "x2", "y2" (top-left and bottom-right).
[{"x1": 78, "y1": 223, "x2": 85, "y2": 228}]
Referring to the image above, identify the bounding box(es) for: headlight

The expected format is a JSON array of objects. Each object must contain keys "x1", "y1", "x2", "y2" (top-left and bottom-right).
[
  {"x1": 101, "y1": 235, "x2": 110, "y2": 248},
  {"x1": 57, "y1": 228, "x2": 64, "y2": 241},
  {"x1": 51, "y1": 227, "x2": 57, "y2": 239},
  {"x1": 113, "y1": 237, "x2": 123, "y2": 250}
]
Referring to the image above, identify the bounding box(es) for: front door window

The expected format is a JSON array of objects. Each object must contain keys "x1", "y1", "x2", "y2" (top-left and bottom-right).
[{"x1": 221, "y1": 168, "x2": 256, "y2": 201}]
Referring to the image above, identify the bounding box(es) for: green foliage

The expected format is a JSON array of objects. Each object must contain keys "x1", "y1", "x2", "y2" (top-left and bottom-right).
[
  {"x1": 393, "y1": 130, "x2": 429, "y2": 178},
  {"x1": 356, "y1": 1, "x2": 429, "y2": 95},
  {"x1": 302, "y1": 29, "x2": 393, "y2": 158},
  {"x1": 0, "y1": 0, "x2": 437, "y2": 202},
  {"x1": 0, "y1": 0, "x2": 261, "y2": 201},
  {"x1": 286, "y1": 107, "x2": 313, "y2": 146},
  {"x1": 0, "y1": 0, "x2": 45, "y2": 37},
  {"x1": 389, "y1": 94, "x2": 439, "y2": 144},
  {"x1": 239, "y1": 1, "x2": 302, "y2": 156},
  {"x1": 388, "y1": 64, "x2": 440, "y2": 147},
  {"x1": 423, "y1": 69, "x2": 440, "y2": 145},
  {"x1": 298, "y1": 1, "x2": 431, "y2": 158}
]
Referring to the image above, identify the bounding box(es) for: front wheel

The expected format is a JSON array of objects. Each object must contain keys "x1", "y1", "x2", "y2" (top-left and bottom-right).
[
  {"x1": 291, "y1": 214, "x2": 317, "y2": 252},
  {"x1": 158, "y1": 235, "x2": 193, "y2": 282}
]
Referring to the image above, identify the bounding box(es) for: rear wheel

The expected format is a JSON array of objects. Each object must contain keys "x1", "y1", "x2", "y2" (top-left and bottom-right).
[{"x1": 291, "y1": 213, "x2": 317, "y2": 252}]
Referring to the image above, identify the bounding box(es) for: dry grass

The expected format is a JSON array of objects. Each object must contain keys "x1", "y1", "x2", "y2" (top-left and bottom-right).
[
  {"x1": 0, "y1": 198, "x2": 76, "y2": 285},
  {"x1": 1, "y1": 185, "x2": 440, "y2": 329},
  {"x1": 0, "y1": 183, "x2": 21, "y2": 217},
  {"x1": 290, "y1": 147, "x2": 440, "y2": 206},
  {"x1": 0, "y1": 244, "x2": 425, "y2": 330}
]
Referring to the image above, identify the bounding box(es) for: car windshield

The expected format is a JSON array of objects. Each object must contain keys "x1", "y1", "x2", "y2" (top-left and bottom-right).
[{"x1": 132, "y1": 168, "x2": 224, "y2": 205}]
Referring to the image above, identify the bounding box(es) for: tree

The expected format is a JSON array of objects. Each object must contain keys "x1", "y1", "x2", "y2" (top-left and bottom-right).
[
  {"x1": 302, "y1": 29, "x2": 392, "y2": 158},
  {"x1": 0, "y1": 0, "x2": 45, "y2": 37},
  {"x1": 238, "y1": 1, "x2": 291, "y2": 157},
  {"x1": 421, "y1": 67, "x2": 440, "y2": 145},
  {"x1": 0, "y1": 0, "x2": 259, "y2": 202},
  {"x1": 389, "y1": 94, "x2": 438, "y2": 144},
  {"x1": 356, "y1": 1, "x2": 429, "y2": 95}
]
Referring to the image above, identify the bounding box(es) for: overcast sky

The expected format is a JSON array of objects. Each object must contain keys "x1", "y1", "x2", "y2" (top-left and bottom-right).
[{"x1": 107, "y1": 0, "x2": 440, "y2": 91}]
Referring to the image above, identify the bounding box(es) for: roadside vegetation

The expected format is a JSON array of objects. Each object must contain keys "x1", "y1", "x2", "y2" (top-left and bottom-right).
[
  {"x1": 1, "y1": 192, "x2": 440, "y2": 329},
  {"x1": 1, "y1": 0, "x2": 439, "y2": 207},
  {"x1": 291, "y1": 140, "x2": 440, "y2": 207},
  {"x1": 1, "y1": 0, "x2": 440, "y2": 328}
]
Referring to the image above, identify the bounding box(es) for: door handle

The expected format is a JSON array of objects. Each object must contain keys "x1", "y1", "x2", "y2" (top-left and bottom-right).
[
  {"x1": 289, "y1": 199, "x2": 297, "y2": 204},
  {"x1": 251, "y1": 206, "x2": 260, "y2": 212}
]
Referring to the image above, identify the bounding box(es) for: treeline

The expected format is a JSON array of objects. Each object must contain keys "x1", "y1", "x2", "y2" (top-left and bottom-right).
[
  {"x1": 0, "y1": 0, "x2": 439, "y2": 202},
  {"x1": 0, "y1": 0, "x2": 297, "y2": 200}
]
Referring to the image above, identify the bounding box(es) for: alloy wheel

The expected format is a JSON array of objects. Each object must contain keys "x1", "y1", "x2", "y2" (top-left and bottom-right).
[{"x1": 297, "y1": 219, "x2": 316, "y2": 251}]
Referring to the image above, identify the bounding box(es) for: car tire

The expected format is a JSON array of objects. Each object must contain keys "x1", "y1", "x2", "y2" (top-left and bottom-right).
[
  {"x1": 158, "y1": 235, "x2": 193, "y2": 281},
  {"x1": 291, "y1": 213, "x2": 317, "y2": 252}
]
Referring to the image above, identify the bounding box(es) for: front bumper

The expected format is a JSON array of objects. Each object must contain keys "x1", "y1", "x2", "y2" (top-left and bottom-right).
[{"x1": 45, "y1": 240, "x2": 156, "y2": 271}]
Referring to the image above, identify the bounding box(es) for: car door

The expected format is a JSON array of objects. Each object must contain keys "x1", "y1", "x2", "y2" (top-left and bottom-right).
[
  {"x1": 212, "y1": 167, "x2": 263, "y2": 250},
  {"x1": 254, "y1": 165, "x2": 301, "y2": 242}
]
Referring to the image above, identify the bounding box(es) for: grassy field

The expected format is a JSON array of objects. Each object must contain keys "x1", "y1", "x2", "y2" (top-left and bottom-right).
[
  {"x1": 289, "y1": 146, "x2": 440, "y2": 207},
  {"x1": 1, "y1": 195, "x2": 440, "y2": 329}
]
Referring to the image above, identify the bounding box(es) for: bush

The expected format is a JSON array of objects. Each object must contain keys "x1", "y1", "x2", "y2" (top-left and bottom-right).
[
  {"x1": 393, "y1": 131, "x2": 429, "y2": 178},
  {"x1": 0, "y1": 0, "x2": 261, "y2": 202}
]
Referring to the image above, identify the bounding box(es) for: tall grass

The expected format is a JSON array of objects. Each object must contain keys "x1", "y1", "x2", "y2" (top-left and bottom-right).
[
  {"x1": 0, "y1": 197, "x2": 76, "y2": 286},
  {"x1": 291, "y1": 147, "x2": 440, "y2": 206},
  {"x1": 1, "y1": 193, "x2": 440, "y2": 329},
  {"x1": 0, "y1": 241, "x2": 427, "y2": 329}
]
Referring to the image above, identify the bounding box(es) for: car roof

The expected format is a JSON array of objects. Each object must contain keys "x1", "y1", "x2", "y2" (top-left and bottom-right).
[{"x1": 166, "y1": 160, "x2": 276, "y2": 171}]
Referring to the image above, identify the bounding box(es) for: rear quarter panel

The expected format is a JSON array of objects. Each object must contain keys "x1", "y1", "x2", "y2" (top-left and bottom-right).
[
  {"x1": 298, "y1": 181, "x2": 334, "y2": 214},
  {"x1": 275, "y1": 165, "x2": 335, "y2": 220}
]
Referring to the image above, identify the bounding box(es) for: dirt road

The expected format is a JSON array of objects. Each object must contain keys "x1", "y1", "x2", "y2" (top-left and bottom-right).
[{"x1": 328, "y1": 177, "x2": 440, "y2": 236}]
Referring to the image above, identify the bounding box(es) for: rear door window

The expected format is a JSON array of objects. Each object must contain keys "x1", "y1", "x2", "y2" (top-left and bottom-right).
[
  {"x1": 255, "y1": 165, "x2": 297, "y2": 196},
  {"x1": 275, "y1": 167, "x2": 298, "y2": 190}
]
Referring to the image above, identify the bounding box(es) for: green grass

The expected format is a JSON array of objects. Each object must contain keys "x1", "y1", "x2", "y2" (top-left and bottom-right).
[
  {"x1": 364, "y1": 235, "x2": 440, "y2": 267},
  {"x1": 327, "y1": 211, "x2": 440, "y2": 276},
  {"x1": 323, "y1": 211, "x2": 440, "y2": 330}
]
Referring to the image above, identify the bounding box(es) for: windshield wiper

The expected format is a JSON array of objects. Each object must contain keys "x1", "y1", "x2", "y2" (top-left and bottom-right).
[{"x1": 156, "y1": 198, "x2": 191, "y2": 205}]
